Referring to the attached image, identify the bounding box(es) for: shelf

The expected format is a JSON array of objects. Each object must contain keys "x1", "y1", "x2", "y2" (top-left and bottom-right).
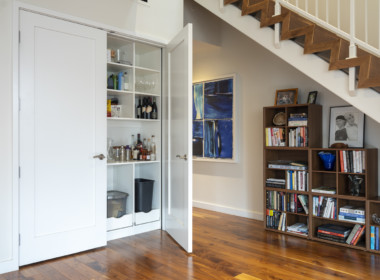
[
  {"x1": 134, "y1": 65, "x2": 160, "y2": 73},
  {"x1": 311, "y1": 237, "x2": 366, "y2": 250},
  {"x1": 107, "y1": 62, "x2": 133, "y2": 72},
  {"x1": 313, "y1": 216, "x2": 365, "y2": 225},
  {"x1": 369, "y1": 197, "x2": 380, "y2": 202},
  {"x1": 265, "y1": 228, "x2": 308, "y2": 238},
  {"x1": 265, "y1": 146, "x2": 309, "y2": 150},
  {"x1": 266, "y1": 208, "x2": 308, "y2": 217},
  {"x1": 107, "y1": 117, "x2": 160, "y2": 122},
  {"x1": 265, "y1": 187, "x2": 308, "y2": 194},
  {"x1": 337, "y1": 194, "x2": 366, "y2": 201},
  {"x1": 311, "y1": 170, "x2": 337, "y2": 174},
  {"x1": 135, "y1": 91, "x2": 160, "y2": 97},
  {"x1": 338, "y1": 172, "x2": 366, "y2": 175},
  {"x1": 266, "y1": 167, "x2": 308, "y2": 172},
  {"x1": 107, "y1": 160, "x2": 160, "y2": 166},
  {"x1": 311, "y1": 192, "x2": 337, "y2": 198},
  {"x1": 107, "y1": 89, "x2": 134, "y2": 96}
]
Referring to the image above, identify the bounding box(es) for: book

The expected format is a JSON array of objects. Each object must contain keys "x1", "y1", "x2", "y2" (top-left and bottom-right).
[
  {"x1": 268, "y1": 160, "x2": 308, "y2": 170},
  {"x1": 352, "y1": 226, "x2": 365, "y2": 246},
  {"x1": 312, "y1": 186, "x2": 336, "y2": 194},
  {"x1": 287, "y1": 223, "x2": 308, "y2": 235},
  {"x1": 339, "y1": 212, "x2": 365, "y2": 219},
  {"x1": 338, "y1": 215, "x2": 365, "y2": 224},
  {"x1": 298, "y1": 195, "x2": 309, "y2": 214},
  {"x1": 371, "y1": 226, "x2": 375, "y2": 250},
  {"x1": 318, "y1": 224, "x2": 351, "y2": 236},
  {"x1": 346, "y1": 224, "x2": 361, "y2": 245},
  {"x1": 340, "y1": 206, "x2": 365, "y2": 216},
  {"x1": 376, "y1": 227, "x2": 379, "y2": 251},
  {"x1": 317, "y1": 233, "x2": 346, "y2": 243}
]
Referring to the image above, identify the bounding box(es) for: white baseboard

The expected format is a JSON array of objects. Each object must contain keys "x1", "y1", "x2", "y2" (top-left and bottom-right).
[{"x1": 193, "y1": 200, "x2": 263, "y2": 221}]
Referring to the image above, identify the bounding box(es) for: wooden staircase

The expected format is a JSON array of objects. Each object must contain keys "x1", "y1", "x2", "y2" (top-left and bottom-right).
[{"x1": 225, "y1": 0, "x2": 380, "y2": 90}]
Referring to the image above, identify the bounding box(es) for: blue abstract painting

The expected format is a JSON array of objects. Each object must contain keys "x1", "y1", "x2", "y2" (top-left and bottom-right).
[{"x1": 192, "y1": 77, "x2": 235, "y2": 160}]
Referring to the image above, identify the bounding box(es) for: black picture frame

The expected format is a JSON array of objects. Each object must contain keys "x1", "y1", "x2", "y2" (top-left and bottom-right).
[
  {"x1": 307, "y1": 91, "x2": 318, "y2": 104},
  {"x1": 328, "y1": 106, "x2": 365, "y2": 148}
]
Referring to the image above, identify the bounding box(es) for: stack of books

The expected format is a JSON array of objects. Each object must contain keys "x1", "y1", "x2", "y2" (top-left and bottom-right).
[
  {"x1": 265, "y1": 128, "x2": 285, "y2": 147},
  {"x1": 339, "y1": 150, "x2": 365, "y2": 173},
  {"x1": 288, "y1": 113, "x2": 307, "y2": 126},
  {"x1": 311, "y1": 186, "x2": 336, "y2": 194},
  {"x1": 268, "y1": 160, "x2": 308, "y2": 170},
  {"x1": 370, "y1": 226, "x2": 380, "y2": 250},
  {"x1": 266, "y1": 210, "x2": 285, "y2": 231},
  {"x1": 346, "y1": 224, "x2": 366, "y2": 245},
  {"x1": 266, "y1": 178, "x2": 285, "y2": 189},
  {"x1": 285, "y1": 170, "x2": 308, "y2": 191},
  {"x1": 312, "y1": 196, "x2": 337, "y2": 219},
  {"x1": 287, "y1": 223, "x2": 308, "y2": 236},
  {"x1": 317, "y1": 224, "x2": 351, "y2": 243},
  {"x1": 288, "y1": 127, "x2": 308, "y2": 147},
  {"x1": 338, "y1": 206, "x2": 365, "y2": 224}
]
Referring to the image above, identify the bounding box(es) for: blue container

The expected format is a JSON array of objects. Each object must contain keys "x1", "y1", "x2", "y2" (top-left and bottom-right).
[{"x1": 318, "y1": 152, "x2": 336, "y2": 171}]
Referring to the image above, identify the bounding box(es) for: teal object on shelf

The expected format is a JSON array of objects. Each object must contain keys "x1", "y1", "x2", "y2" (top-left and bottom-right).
[{"x1": 318, "y1": 152, "x2": 336, "y2": 171}]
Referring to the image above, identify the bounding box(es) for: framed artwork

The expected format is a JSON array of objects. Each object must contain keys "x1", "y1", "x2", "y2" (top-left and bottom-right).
[
  {"x1": 275, "y1": 88, "x2": 298, "y2": 105},
  {"x1": 192, "y1": 75, "x2": 236, "y2": 162},
  {"x1": 307, "y1": 91, "x2": 318, "y2": 104},
  {"x1": 329, "y1": 106, "x2": 365, "y2": 148}
]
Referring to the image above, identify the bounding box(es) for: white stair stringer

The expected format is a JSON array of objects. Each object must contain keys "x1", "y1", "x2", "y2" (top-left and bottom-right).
[{"x1": 194, "y1": 0, "x2": 380, "y2": 124}]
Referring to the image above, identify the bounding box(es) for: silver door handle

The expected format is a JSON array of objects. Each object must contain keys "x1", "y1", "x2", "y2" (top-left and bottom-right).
[
  {"x1": 93, "y1": 154, "x2": 105, "y2": 160},
  {"x1": 176, "y1": 154, "x2": 187, "y2": 161}
]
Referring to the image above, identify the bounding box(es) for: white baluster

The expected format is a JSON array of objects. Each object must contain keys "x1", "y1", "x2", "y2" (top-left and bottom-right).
[
  {"x1": 274, "y1": 0, "x2": 281, "y2": 49},
  {"x1": 348, "y1": 0, "x2": 357, "y2": 96}
]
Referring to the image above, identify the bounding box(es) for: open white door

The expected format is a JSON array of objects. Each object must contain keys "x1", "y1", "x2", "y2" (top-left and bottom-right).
[
  {"x1": 19, "y1": 11, "x2": 107, "y2": 265},
  {"x1": 164, "y1": 24, "x2": 193, "y2": 253}
]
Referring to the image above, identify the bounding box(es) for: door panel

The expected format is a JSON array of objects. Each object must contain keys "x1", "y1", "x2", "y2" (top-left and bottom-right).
[
  {"x1": 165, "y1": 24, "x2": 193, "y2": 253},
  {"x1": 19, "y1": 11, "x2": 106, "y2": 265}
]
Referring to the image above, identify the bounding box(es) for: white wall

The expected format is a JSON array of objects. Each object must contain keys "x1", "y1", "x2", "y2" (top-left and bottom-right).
[
  {"x1": 187, "y1": 0, "x2": 380, "y2": 220},
  {"x1": 0, "y1": 0, "x2": 183, "y2": 273}
]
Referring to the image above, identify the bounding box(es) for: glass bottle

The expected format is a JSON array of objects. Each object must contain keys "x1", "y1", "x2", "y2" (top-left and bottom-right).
[
  {"x1": 151, "y1": 135, "x2": 156, "y2": 161},
  {"x1": 152, "y1": 97, "x2": 158, "y2": 119},
  {"x1": 136, "y1": 99, "x2": 141, "y2": 119}
]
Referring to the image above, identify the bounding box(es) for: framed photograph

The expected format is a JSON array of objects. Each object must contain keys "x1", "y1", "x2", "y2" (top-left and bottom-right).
[
  {"x1": 307, "y1": 91, "x2": 318, "y2": 104},
  {"x1": 275, "y1": 88, "x2": 298, "y2": 106},
  {"x1": 192, "y1": 74, "x2": 237, "y2": 162},
  {"x1": 329, "y1": 106, "x2": 365, "y2": 148}
]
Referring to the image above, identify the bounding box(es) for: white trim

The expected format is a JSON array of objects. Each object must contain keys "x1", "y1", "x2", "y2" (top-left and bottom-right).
[{"x1": 193, "y1": 200, "x2": 264, "y2": 221}]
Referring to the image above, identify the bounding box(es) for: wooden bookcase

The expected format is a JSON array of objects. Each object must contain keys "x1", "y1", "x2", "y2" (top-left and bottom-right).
[
  {"x1": 263, "y1": 104, "x2": 380, "y2": 253},
  {"x1": 263, "y1": 104, "x2": 322, "y2": 238}
]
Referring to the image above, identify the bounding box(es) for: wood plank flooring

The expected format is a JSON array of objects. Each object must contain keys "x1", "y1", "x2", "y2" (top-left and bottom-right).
[{"x1": 2, "y1": 208, "x2": 380, "y2": 279}]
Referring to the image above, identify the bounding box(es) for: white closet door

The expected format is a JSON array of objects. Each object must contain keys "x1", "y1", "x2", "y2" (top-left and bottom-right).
[
  {"x1": 165, "y1": 24, "x2": 193, "y2": 253},
  {"x1": 19, "y1": 11, "x2": 107, "y2": 265}
]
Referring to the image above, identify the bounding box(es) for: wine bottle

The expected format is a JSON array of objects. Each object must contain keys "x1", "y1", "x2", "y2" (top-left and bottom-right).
[
  {"x1": 142, "y1": 98, "x2": 147, "y2": 119},
  {"x1": 146, "y1": 97, "x2": 152, "y2": 119},
  {"x1": 136, "y1": 98, "x2": 142, "y2": 119},
  {"x1": 152, "y1": 97, "x2": 158, "y2": 119},
  {"x1": 150, "y1": 135, "x2": 156, "y2": 161}
]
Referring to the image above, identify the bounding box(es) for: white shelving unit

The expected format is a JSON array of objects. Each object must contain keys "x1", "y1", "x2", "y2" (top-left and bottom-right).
[{"x1": 106, "y1": 34, "x2": 162, "y2": 240}]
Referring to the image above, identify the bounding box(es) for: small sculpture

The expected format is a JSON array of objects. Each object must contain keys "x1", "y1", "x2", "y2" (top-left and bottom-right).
[
  {"x1": 348, "y1": 175, "x2": 363, "y2": 196},
  {"x1": 372, "y1": 213, "x2": 380, "y2": 225}
]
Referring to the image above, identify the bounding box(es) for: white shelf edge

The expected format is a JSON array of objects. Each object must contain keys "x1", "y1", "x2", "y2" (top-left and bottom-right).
[
  {"x1": 134, "y1": 91, "x2": 160, "y2": 97},
  {"x1": 134, "y1": 66, "x2": 160, "y2": 73},
  {"x1": 107, "y1": 89, "x2": 134, "y2": 95},
  {"x1": 107, "y1": 62, "x2": 133, "y2": 69},
  {"x1": 107, "y1": 160, "x2": 160, "y2": 166},
  {"x1": 107, "y1": 117, "x2": 160, "y2": 122}
]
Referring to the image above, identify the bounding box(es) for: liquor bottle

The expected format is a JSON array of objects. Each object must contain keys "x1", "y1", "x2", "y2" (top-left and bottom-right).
[
  {"x1": 137, "y1": 133, "x2": 143, "y2": 148},
  {"x1": 152, "y1": 97, "x2": 158, "y2": 119},
  {"x1": 142, "y1": 98, "x2": 147, "y2": 119},
  {"x1": 143, "y1": 138, "x2": 147, "y2": 149},
  {"x1": 147, "y1": 138, "x2": 151, "y2": 152},
  {"x1": 146, "y1": 97, "x2": 152, "y2": 119},
  {"x1": 136, "y1": 99, "x2": 142, "y2": 119},
  {"x1": 150, "y1": 135, "x2": 156, "y2": 161},
  {"x1": 123, "y1": 72, "x2": 129, "y2": 91}
]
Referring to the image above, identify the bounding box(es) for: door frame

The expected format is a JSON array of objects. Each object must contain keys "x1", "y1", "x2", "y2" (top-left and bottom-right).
[{"x1": 10, "y1": 1, "x2": 169, "y2": 272}]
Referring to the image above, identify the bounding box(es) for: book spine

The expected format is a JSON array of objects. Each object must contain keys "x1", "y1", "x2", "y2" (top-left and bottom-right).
[
  {"x1": 340, "y1": 151, "x2": 344, "y2": 172},
  {"x1": 371, "y1": 226, "x2": 375, "y2": 250},
  {"x1": 376, "y1": 227, "x2": 379, "y2": 251},
  {"x1": 339, "y1": 212, "x2": 365, "y2": 219},
  {"x1": 353, "y1": 226, "x2": 365, "y2": 246},
  {"x1": 317, "y1": 229, "x2": 346, "y2": 237}
]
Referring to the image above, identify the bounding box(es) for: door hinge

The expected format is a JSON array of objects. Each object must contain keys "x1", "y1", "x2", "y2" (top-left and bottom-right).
[
  {"x1": 19, "y1": 234, "x2": 21, "y2": 246},
  {"x1": 19, "y1": 31, "x2": 21, "y2": 44},
  {"x1": 18, "y1": 167, "x2": 21, "y2": 178}
]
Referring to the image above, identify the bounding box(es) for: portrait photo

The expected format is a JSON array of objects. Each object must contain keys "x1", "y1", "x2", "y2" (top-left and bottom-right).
[
  {"x1": 275, "y1": 88, "x2": 298, "y2": 106},
  {"x1": 307, "y1": 91, "x2": 318, "y2": 104},
  {"x1": 329, "y1": 106, "x2": 365, "y2": 148}
]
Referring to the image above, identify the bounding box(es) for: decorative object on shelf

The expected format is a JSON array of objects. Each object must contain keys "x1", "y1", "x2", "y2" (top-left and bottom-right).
[
  {"x1": 329, "y1": 106, "x2": 365, "y2": 148},
  {"x1": 273, "y1": 112, "x2": 286, "y2": 126},
  {"x1": 372, "y1": 213, "x2": 380, "y2": 225},
  {"x1": 318, "y1": 151, "x2": 336, "y2": 171},
  {"x1": 348, "y1": 175, "x2": 364, "y2": 196},
  {"x1": 307, "y1": 91, "x2": 318, "y2": 104},
  {"x1": 192, "y1": 75, "x2": 236, "y2": 161},
  {"x1": 330, "y1": 143, "x2": 348, "y2": 149},
  {"x1": 274, "y1": 88, "x2": 298, "y2": 105}
]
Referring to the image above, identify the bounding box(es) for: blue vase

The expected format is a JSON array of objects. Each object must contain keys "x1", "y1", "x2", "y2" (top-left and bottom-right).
[{"x1": 318, "y1": 152, "x2": 336, "y2": 171}]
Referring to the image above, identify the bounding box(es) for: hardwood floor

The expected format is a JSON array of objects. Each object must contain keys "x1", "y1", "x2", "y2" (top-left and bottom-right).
[{"x1": 2, "y1": 208, "x2": 380, "y2": 280}]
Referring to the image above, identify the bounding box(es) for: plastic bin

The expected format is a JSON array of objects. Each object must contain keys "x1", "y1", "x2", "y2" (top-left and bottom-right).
[
  {"x1": 107, "y1": 190, "x2": 129, "y2": 218},
  {"x1": 135, "y1": 178, "x2": 154, "y2": 213}
]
